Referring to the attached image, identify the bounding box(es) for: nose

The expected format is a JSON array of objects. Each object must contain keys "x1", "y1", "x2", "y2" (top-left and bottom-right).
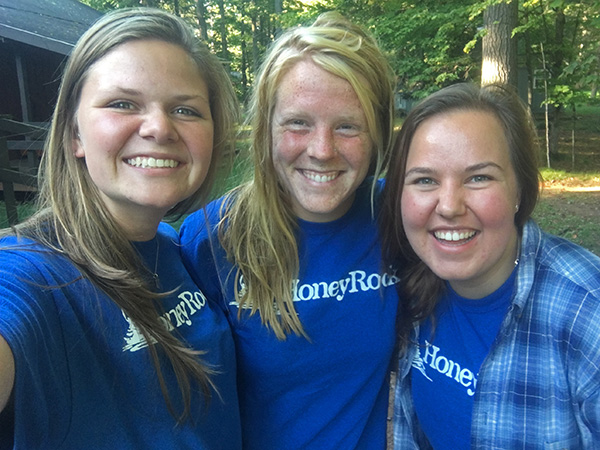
[
  {"x1": 306, "y1": 127, "x2": 336, "y2": 160},
  {"x1": 139, "y1": 108, "x2": 179, "y2": 143},
  {"x1": 435, "y1": 183, "x2": 466, "y2": 218}
]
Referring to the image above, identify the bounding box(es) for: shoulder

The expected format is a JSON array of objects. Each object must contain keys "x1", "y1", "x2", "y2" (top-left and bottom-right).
[
  {"x1": 180, "y1": 195, "x2": 230, "y2": 239},
  {"x1": 523, "y1": 220, "x2": 600, "y2": 292},
  {"x1": 519, "y1": 221, "x2": 600, "y2": 337},
  {"x1": 0, "y1": 237, "x2": 81, "y2": 291},
  {"x1": 157, "y1": 221, "x2": 178, "y2": 240},
  {"x1": 0, "y1": 237, "x2": 82, "y2": 339},
  {"x1": 179, "y1": 194, "x2": 236, "y2": 262},
  {"x1": 0, "y1": 236, "x2": 54, "y2": 276}
]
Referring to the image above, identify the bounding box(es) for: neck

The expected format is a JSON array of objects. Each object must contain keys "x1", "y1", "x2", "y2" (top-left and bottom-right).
[{"x1": 450, "y1": 234, "x2": 520, "y2": 300}]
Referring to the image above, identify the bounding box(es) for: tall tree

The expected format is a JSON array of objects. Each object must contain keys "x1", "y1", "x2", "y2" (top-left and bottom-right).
[
  {"x1": 481, "y1": 0, "x2": 518, "y2": 87},
  {"x1": 196, "y1": 1, "x2": 210, "y2": 42},
  {"x1": 217, "y1": 0, "x2": 229, "y2": 63}
]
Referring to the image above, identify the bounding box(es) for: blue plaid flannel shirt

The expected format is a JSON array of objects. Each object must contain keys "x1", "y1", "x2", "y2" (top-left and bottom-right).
[{"x1": 393, "y1": 220, "x2": 600, "y2": 449}]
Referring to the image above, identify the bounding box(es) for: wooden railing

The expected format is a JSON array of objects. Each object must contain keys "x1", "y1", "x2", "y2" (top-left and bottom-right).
[{"x1": 0, "y1": 118, "x2": 46, "y2": 226}]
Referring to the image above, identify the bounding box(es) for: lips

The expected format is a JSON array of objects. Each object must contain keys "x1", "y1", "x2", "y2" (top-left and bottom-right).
[
  {"x1": 302, "y1": 169, "x2": 339, "y2": 183},
  {"x1": 434, "y1": 230, "x2": 477, "y2": 242},
  {"x1": 126, "y1": 156, "x2": 179, "y2": 168}
]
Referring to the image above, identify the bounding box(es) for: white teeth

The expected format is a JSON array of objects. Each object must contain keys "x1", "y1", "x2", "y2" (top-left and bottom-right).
[
  {"x1": 127, "y1": 157, "x2": 179, "y2": 168},
  {"x1": 434, "y1": 230, "x2": 476, "y2": 241},
  {"x1": 304, "y1": 171, "x2": 337, "y2": 183}
]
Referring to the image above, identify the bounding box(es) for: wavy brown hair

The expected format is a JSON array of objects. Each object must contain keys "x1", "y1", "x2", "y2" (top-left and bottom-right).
[{"x1": 380, "y1": 83, "x2": 541, "y2": 355}]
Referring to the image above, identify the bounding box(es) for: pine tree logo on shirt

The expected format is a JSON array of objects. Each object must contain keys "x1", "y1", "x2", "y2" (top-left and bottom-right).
[
  {"x1": 122, "y1": 311, "x2": 157, "y2": 352},
  {"x1": 412, "y1": 345, "x2": 433, "y2": 381},
  {"x1": 121, "y1": 289, "x2": 209, "y2": 352}
]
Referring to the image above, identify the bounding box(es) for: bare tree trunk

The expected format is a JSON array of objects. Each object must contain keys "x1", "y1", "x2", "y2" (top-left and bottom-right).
[
  {"x1": 571, "y1": 104, "x2": 576, "y2": 171},
  {"x1": 522, "y1": 10, "x2": 534, "y2": 106},
  {"x1": 274, "y1": 0, "x2": 282, "y2": 37},
  {"x1": 218, "y1": 0, "x2": 229, "y2": 63},
  {"x1": 196, "y1": 1, "x2": 209, "y2": 42},
  {"x1": 548, "y1": 8, "x2": 566, "y2": 156},
  {"x1": 540, "y1": 42, "x2": 551, "y2": 168},
  {"x1": 481, "y1": 0, "x2": 518, "y2": 87}
]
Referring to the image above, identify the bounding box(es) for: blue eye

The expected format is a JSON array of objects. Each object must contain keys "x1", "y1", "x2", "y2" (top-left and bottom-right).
[
  {"x1": 174, "y1": 107, "x2": 201, "y2": 117},
  {"x1": 416, "y1": 177, "x2": 435, "y2": 185},
  {"x1": 337, "y1": 123, "x2": 362, "y2": 137},
  {"x1": 290, "y1": 119, "x2": 308, "y2": 127},
  {"x1": 108, "y1": 101, "x2": 134, "y2": 110}
]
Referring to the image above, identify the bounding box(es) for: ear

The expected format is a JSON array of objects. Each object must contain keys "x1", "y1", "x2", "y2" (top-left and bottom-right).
[{"x1": 73, "y1": 129, "x2": 85, "y2": 158}]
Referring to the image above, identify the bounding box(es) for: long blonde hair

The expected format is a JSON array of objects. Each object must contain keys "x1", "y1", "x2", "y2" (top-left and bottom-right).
[
  {"x1": 3, "y1": 8, "x2": 239, "y2": 421},
  {"x1": 220, "y1": 12, "x2": 395, "y2": 339}
]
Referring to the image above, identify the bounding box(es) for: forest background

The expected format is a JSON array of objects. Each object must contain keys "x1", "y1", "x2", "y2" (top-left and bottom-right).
[{"x1": 2, "y1": 0, "x2": 599, "y2": 254}]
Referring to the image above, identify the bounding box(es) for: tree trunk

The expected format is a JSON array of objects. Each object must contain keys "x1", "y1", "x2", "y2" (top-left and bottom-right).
[
  {"x1": 548, "y1": 8, "x2": 566, "y2": 156},
  {"x1": 196, "y1": 1, "x2": 209, "y2": 42},
  {"x1": 274, "y1": 0, "x2": 282, "y2": 37},
  {"x1": 481, "y1": 0, "x2": 518, "y2": 87},
  {"x1": 251, "y1": 14, "x2": 260, "y2": 75},
  {"x1": 218, "y1": 0, "x2": 229, "y2": 63}
]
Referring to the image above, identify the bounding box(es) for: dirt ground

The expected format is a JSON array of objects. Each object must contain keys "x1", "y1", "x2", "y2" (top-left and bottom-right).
[{"x1": 541, "y1": 174, "x2": 600, "y2": 223}]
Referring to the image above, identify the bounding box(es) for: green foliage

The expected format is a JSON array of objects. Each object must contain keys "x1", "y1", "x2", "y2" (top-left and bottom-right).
[
  {"x1": 0, "y1": 201, "x2": 36, "y2": 229},
  {"x1": 76, "y1": 0, "x2": 600, "y2": 106}
]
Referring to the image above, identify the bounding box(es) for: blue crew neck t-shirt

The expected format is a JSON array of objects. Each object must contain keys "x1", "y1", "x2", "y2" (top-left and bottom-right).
[
  {"x1": 180, "y1": 180, "x2": 400, "y2": 449},
  {"x1": 0, "y1": 223, "x2": 241, "y2": 449},
  {"x1": 412, "y1": 268, "x2": 516, "y2": 449}
]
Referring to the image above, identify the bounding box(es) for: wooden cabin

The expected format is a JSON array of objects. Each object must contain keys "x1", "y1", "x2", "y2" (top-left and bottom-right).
[{"x1": 0, "y1": 0, "x2": 101, "y2": 223}]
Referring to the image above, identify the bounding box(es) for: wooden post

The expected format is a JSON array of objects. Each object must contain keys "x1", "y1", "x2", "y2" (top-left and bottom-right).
[{"x1": 0, "y1": 137, "x2": 19, "y2": 226}]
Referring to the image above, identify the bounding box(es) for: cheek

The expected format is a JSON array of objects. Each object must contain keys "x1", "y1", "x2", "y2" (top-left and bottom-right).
[
  {"x1": 475, "y1": 192, "x2": 516, "y2": 229},
  {"x1": 342, "y1": 138, "x2": 372, "y2": 168},
  {"x1": 271, "y1": 132, "x2": 300, "y2": 168},
  {"x1": 188, "y1": 130, "x2": 214, "y2": 161},
  {"x1": 401, "y1": 191, "x2": 431, "y2": 229},
  {"x1": 78, "y1": 115, "x2": 129, "y2": 155}
]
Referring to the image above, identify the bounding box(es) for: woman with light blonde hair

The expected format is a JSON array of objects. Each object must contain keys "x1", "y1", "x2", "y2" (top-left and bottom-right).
[
  {"x1": 0, "y1": 8, "x2": 241, "y2": 448},
  {"x1": 181, "y1": 11, "x2": 398, "y2": 449}
]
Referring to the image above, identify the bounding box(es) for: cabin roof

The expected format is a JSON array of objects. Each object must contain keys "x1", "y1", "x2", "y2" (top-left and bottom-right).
[{"x1": 0, "y1": 0, "x2": 102, "y2": 55}]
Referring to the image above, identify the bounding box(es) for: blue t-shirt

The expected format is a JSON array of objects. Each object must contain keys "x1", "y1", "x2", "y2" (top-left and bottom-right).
[
  {"x1": 412, "y1": 268, "x2": 515, "y2": 449},
  {"x1": 0, "y1": 223, "x2": 241, "y2": 449},
  {"x1": 180, "y1": 181, "x2": 400, "y2": 449}
]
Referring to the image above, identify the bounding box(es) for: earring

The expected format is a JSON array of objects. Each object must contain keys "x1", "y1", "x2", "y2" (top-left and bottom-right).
[{"x1": 515, "y1": 204, "x2": 519, "y2": 212}]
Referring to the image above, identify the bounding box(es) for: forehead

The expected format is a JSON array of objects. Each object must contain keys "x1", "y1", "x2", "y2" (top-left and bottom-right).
[
  {"x1": 408, "y1": 109, "x2": 510, "y2": 166},
  {"x1": 275, "y1": 59, "x2": 359, "y2": 106},
  {"x1": 86, "y1": 39, "x2": 203, "y2": 86}
]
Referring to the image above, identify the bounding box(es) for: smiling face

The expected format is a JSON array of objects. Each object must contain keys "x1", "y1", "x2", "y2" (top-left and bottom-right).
[
  {"x1": 73, "y1": 39, "x2": 214, "y2": 239},
  {"x1": 401, "y1": 109, "x2": 520, "y2": 299},
  {"x1": 271, "y1": 59, "x2": 373, "y2": 223}
]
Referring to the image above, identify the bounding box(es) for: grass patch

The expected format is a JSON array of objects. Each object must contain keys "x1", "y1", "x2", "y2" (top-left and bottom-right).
[
  {"x1": 0, "y1": 200, "x2": 37, "y2": 229},
  {"x1": 540, "y1": 168, "x2": 600, "y2": 185},
  {"x1": 533, "y1": 191, "x2": 600, "y2": 256}
]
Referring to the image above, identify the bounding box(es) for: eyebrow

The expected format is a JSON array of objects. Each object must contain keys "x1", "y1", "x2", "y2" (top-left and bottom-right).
[
  {"x1": 404, "y1": 161, "x2": 503, "y2": 177},
  {"x1": 108, "y1": 87, "x2": 209, "y2": 103},
  {"x1": 404, "y1": 167, "x2": 435, "y2": 177},
  {"x1": 465, "y1": 161, "x2": 503, "y2": 172}
]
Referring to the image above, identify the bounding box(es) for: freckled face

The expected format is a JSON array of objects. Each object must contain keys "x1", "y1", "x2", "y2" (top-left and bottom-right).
[
  {"x1": 271, "y1": 59, "x2": 373, "y2": 223},
  {"x1": 73, "y1": 39, "x2": 214, "y2": 236},
  {"x1": 401, "y1": 110, "x2": 520, "y2": 299}
]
